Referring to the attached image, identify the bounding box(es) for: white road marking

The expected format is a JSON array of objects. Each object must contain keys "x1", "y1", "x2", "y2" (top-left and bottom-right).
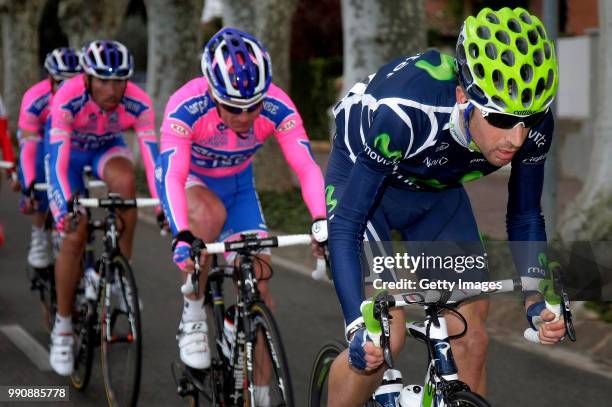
[{"x1": 0, "y1": 324, "x2": 51, "y2": 371}]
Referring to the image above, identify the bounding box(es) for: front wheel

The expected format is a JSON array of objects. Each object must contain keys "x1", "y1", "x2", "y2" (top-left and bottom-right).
[
  {"x1": 447, "y1": 391, "x2": 491, "y2": 407},
  {"x1": 100, "y1": 255, "x2": 142, "y2": 406},
  {"x1": 308, "y1": 340, "x2": 345, "y2": 407},
  {"x1": 246, "y1": 302, "x2": 294, "y2": 406}
]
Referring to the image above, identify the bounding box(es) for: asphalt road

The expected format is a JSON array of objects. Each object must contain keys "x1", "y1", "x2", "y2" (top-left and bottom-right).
[{"x1": 1, "y1": 190, "x2": 610, "y2": 406}]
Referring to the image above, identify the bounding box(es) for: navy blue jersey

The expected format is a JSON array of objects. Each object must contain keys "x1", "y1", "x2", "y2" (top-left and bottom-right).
[{"x1": 328, "y1": 50, "x2": 553, "y2": 326}]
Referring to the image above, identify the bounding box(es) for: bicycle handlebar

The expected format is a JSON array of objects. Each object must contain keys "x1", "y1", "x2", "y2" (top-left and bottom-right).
[
  {"x1": 74, "y1": 197, "x2": 160, "y2": 208},
  {"x1": 180, "y1": 233, "x2": 314, "y2": 295}
]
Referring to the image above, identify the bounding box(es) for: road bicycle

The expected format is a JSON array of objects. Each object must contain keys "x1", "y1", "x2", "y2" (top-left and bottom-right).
[
  {"x1": 309, "y1": 269, "x2": 576, "y2": 407},
  {"x1": 173, "y1": 233, "x2": 318, "y2": 406},
  {"x1": 26, "y1": 166, "x2": 106, "y2": 332},
  {"x1": 66, "y1": 193, "x2": 159, "y2": 407}
]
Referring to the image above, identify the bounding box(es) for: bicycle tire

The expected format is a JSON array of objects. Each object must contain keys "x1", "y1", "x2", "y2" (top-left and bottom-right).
[
  {"x1": 307, "y1": 340, "x2": 382, "y2": 407},
  {"x1": 70, "y1": 299, "x2": 96, "y2": 390},
  {"x1": 447, "y1": 390, "x2": 491, "y2": 407},
  {"x1": 246, "y1": 301, "x2": 294, "y2": 406},
  {"x1": 308, "y1": 340, "x2": 345, "y2": 407},
  {"x1": 100, "y1": 255, "x2": 142, "y2": 407}
]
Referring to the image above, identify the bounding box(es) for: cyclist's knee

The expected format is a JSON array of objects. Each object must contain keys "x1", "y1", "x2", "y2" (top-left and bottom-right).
[
  {"x1": 107, "y1": 174, "x2": 136, "y2": 197},
  {"x1": 102, "y1": 157, "x2": 136, "y2": 196}
]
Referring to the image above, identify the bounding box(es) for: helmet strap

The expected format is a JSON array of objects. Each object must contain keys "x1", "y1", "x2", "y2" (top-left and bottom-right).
[{"x1": 462, "y1": 102, "x2": 475, "y2": 145}]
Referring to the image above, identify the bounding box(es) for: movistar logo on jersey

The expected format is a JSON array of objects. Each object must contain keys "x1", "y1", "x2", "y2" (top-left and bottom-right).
[
  {"x1": 373, "y1": 133, "x2": 402, "y2": 160},
  {"x1": 325, "y1": 185, "x2": 337, "y2": 213},
  {"x1": 415, "y1": 53, "x2": 456, "y2": 81}
]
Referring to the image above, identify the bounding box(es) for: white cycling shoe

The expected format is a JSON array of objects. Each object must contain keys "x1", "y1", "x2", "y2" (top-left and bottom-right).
[
  {"x1": 28, "y1": 227, "x2": 52, "y2": 269},
  {"x1": 177, "y1": 320, "x2": 211, "y2": 369},
  {"x1": 49, "y1": 332, "x2": 74, "y2": 376}
]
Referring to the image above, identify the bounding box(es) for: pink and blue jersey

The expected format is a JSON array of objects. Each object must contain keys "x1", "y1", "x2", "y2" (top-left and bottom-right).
[
  {"x1": 17, "y1": 79, "x2": 52, "y2": 191},
  {"x1": 47, "y1": 74, "x2": 159, "y2": 222},
  {"x1": 157, "y1": 77, "x2": 326, "y2": 236}
]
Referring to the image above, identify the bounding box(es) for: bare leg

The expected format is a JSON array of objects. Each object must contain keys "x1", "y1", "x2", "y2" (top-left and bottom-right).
[
  {"x1": 446, "y1": 298, "x2": 489, "y2": 395},
  {"x1": 102, "y1": 157, "x2": 136, "y2": 258},
  {"x1": 328, "y1": 309, "x2": 407, "y2": 407}
]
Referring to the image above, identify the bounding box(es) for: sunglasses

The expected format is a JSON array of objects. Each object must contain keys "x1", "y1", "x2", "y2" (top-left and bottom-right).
[
  {"x1": 480, "y1": 108, "x2": 548, "y2": 129},
  {"x1": 218, "y1": 101, "x2": 263, "y2": 114}
]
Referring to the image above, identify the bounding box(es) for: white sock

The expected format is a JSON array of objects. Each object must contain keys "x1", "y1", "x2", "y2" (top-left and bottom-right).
[
  {"x1": 182, "y1": 296, "x2": 206, "y2": 323},
  {"x1": 254, "y1": 385, "x2": 271, "y2": 406},
  {"x1": 53, "y1": 314, "x2": 72, "y2": 335}
]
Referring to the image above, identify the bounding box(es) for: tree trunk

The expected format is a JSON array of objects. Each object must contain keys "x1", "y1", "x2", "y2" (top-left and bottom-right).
[
  {"x1": 144, "y1": 0, "x2": 202, "y2": 131},
  {"x1": 340, "y1": 0, "x2": 426, "y2": 95},
  {"x1": 222, "y1": 0, "x2": 299, "y2": 192},
  {"x1": 558, "y1": 0, "x2": 612, "y2": 240},
  {"x1": 0, "y1": 0, "x2": 43, "y2": 133},
  {"x1": 57, "y1": 0, "x2": 130, "y2": 48}
]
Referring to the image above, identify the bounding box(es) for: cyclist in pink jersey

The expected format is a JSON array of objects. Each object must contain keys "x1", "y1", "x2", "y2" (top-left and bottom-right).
[
  {"x1": 47, "y1": 40, "x2": 159, "y2": 376},
  {"x1": 156, "y1": 28, "x2": 327, "y2": 375},
  {"x1": 17, "y1": 47, "x2": 81, "y2": 268}
]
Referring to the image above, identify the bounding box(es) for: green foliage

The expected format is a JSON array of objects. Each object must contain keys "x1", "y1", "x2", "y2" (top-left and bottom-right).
[
  {"x1": 290, "y1": 57, "x2": 342, "y2": 141},
  {"x1": 585, "y1": 301, "x2": 612, "y2": 323},
  {"x1": 259, "y1": 189, "x2": 311, "y2": 234}
]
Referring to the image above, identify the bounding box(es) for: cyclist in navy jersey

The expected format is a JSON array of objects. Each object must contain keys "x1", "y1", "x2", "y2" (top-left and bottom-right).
[{"x1": 325, "y1": 8, "x2": 566, "y2": 405}]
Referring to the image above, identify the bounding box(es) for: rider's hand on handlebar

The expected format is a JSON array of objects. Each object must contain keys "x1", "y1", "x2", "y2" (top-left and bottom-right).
[
  {"x1": 348, "y1": 327, "x2": 384, "y2": 372},
  {"x1": 172, "y1": 230, "x2": 197, "y2": 273},
  {"x1": 310, "y1": 218, "x2": 328, "y2": 259},
  {"x1": 526, "y1": 301, "x2": 566, "y2": 345}
]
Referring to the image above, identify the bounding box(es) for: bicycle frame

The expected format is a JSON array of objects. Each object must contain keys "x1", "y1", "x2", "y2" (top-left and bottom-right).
[{"x1": 195, "y1": 246, "x2": 269, "y2": 405}]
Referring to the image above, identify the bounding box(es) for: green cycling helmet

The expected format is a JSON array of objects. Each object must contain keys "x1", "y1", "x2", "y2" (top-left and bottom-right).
[{"x1": 455, "y1": 7, "x2": 558, "y2": 116}]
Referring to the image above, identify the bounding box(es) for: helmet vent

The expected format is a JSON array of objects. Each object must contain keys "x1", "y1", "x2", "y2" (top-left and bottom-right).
[
  {"x1": 468, "y1": 43, "x2": 479, "y2": 59},
  {"x1": 507, "y1": 19, "x2": 522, "y2": 33},
  {"x1": 546, "y1": 69, "x2": 555, "y2": 90},
  {"x1": 543, "y1": 42, "x2": 552, "y2": 59},
  {"x1": 492, "y1": 95, "x2": 507, "y2": 109},
  {"x1": 520, "y1": 13, "x2": 532, "y2": 25},
  {"x1": 520, "y1": 64, "x2": 533, "y2": 83},
  {"x1": 508, "y1": 78, "x2": 519, "y2": 100},
  {"x1": 471, "y1": 84, "x2": 486, "y2": 100},
  {"x1": 536, "y1": 25, "x2": 547, "y2": 40},
  {"x1": 457, "y1": 44, "x2": 467, "y2": 63},
  {"x1": 516, "y1": 38, "x2": 529, "y2": 55},
  {"x1": 495, "y1": 30, "x2": 511, "y2": 45},
  {"x1": 486, "y1": 13, "x2": 500, "y2": 24},
  {"x1": 485, "y1": 43, "x2": 498, "y2": 60},
  {"x1": 492, "y1": 69, "x2": 504, "y2": 90},
  {"x1": 533, "y1": 49, "x2": 544, "y2": 66},
  {"x1": 521, "y1": 88, "x2": 533, "y2": 107},
  {"x1": 535, "y1": 78, "x2": 546, "y2": 98},
  {"x1": 477, "y1": 26, "x2": 491, "y2": 40},
  {"x1": 461, "y1": 64, "x2": 473, "y2": 84},
  {"x1": 528, "y1": 30, "x2": 539, "y2": 45},
  {"x1": 500, "y1": 50, "x2": 515, "y2": 67},
  {"x1": 473, "y1": 63, "x2": 485, "y2": 79}
]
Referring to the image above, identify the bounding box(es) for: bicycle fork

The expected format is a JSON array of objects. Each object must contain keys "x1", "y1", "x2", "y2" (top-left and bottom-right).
[{"x1": 404, "y1": 313, "x2": 458, "y2": 407}]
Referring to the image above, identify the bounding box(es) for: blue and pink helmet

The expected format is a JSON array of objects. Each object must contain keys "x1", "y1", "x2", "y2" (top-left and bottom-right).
[
  {"x1": 202, "y1": 28, "x2": 272, "y2": 108},
  {"x1": 44, "y1": 47, "x2": 82, "y2": 81},
  {"x1": 80, "y1": 40, "x2": 134, "y2": 80}
]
